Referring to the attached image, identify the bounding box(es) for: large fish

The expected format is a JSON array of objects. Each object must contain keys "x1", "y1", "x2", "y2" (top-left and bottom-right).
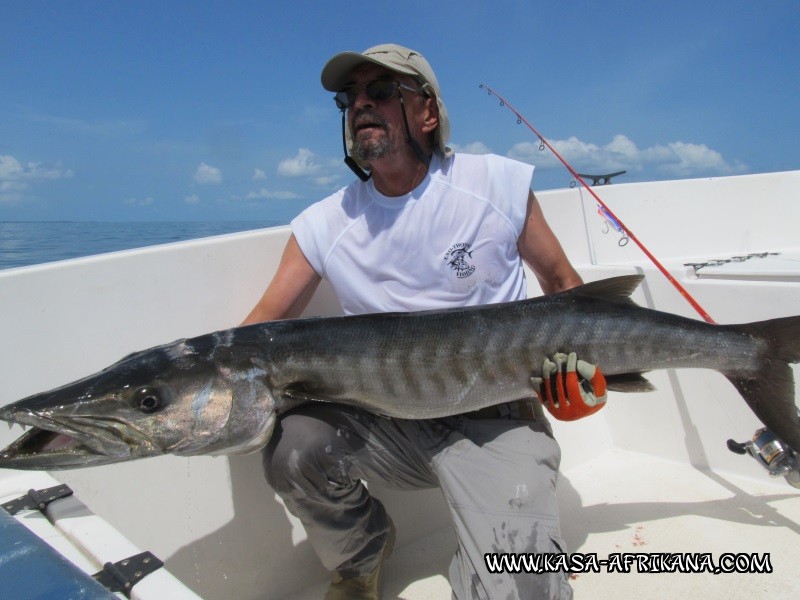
[{"x1": 1, "y1": 275, "x2": 799, "y2": 470}]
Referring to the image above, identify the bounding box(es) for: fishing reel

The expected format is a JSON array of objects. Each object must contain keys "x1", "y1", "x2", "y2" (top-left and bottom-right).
[{"x1": 728, "y1": 428, "x2": 800, "y2": 489}]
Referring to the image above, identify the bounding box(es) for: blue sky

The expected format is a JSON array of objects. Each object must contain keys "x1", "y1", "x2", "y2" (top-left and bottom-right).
[{"x1": 2, "y1": 1, "x2": 798, "y2": 223}]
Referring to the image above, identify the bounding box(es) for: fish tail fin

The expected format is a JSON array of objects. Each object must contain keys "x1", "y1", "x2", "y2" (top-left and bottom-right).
[
  {"x1": 739, "y1": 315, "x2": 800, "y2": 364},
  {"x1": 725, "y1": 315, "x2": 800, "y2": 452}
]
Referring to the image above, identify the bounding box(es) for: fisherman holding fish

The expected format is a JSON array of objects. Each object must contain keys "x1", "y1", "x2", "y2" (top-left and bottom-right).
[
  {"x1": 4, "y1": 39, "x2": 799, "y2": 600},
  {"x1": 0, "y1": 42, "x2": 610, "y2": 599},
  {"x1": 243, "y1": 44, "x2": 607, "y2": 600}
]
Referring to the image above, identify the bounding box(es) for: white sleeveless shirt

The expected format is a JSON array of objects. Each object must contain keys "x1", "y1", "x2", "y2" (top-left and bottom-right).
[{"x1": 291, "y1": 153, "x2": 534, "y2": 315}]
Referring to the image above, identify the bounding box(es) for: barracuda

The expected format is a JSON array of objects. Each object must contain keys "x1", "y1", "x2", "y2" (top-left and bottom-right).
[{"x1": 2, "y1": 275, "x2": 800, "y2": 470}]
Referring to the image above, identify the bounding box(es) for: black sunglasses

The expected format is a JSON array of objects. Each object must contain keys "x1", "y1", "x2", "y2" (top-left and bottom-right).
[{"x1": 334, "y1": 79, "x2": 427, "y2": 110}]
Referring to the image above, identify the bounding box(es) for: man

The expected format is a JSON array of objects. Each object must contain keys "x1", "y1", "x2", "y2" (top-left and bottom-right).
[{"x1": 243, "y1": 44, "x2": 606, "y2": 600}]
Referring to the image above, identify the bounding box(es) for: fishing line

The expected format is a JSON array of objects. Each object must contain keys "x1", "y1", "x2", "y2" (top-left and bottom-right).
[{"x1": 479, "y1": 84, "x2": 716, "y2": 324}]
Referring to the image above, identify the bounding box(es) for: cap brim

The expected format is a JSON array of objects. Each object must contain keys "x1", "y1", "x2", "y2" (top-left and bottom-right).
[{"x1": 321, "y1": 51, "x2": 417, "y2": 91}]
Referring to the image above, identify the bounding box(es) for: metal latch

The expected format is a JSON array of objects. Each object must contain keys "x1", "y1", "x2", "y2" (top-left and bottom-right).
[
  {"x1": 1, "y1": 484, "x2": 73, "y2": 515},
  {"x1": 92, "y1": 551, "x2": 164, "y2": 598}
]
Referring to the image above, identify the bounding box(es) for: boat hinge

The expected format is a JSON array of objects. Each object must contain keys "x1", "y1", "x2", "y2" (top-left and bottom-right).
[
  {"x1": 92, "y1": 551, "x2": 164, "y2": 598},
  {"x1": 1, "y1": 484, "x2": 73, "y2": 516}
]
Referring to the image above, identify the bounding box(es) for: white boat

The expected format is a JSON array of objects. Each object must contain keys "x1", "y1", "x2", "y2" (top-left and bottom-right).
[{"x1": 1, "y1": 169, "x2": 799, "y2": 599}]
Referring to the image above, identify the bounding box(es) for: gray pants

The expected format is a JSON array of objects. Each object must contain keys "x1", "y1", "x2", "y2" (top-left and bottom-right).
[{"x1": 263, "y1": 404, "x2": 572, "y2": 600}]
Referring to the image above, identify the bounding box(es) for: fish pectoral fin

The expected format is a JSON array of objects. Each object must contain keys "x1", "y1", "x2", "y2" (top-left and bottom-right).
[
  {"x1": 605, "y1": 373, "x2": 656, "y2": 393},
  {"x1": 281, "y1": 388, "x2": 335, "y2": 406},
  {"x1": 280, "y1": 388, "x2": 395, "y2": 418}
]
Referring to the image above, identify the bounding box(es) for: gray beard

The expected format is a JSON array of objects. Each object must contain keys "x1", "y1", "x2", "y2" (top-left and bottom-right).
[
  {"x1": 350, "y1": 108, "x2": 397, "y2": 163},
  {"x1": 352, "y1": 135, "x2": 393, "y2": 163}
]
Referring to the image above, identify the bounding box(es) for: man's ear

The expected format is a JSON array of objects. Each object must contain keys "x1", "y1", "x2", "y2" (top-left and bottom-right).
[{"x1": 420, "y1": 95, "x2": 439, "y2": 134}]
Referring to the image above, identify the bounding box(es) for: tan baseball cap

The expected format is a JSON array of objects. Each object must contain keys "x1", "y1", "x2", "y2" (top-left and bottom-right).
[{"x1": 321, "y1": 44, "x2": 452, "y2": 157}]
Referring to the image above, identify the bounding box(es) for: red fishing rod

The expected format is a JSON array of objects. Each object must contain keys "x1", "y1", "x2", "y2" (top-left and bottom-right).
[{"x1": 480, "y1": 84, "x2": 716, "y2": 324}]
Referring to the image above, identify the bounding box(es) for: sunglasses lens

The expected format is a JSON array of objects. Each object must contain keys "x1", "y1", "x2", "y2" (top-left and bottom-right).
[
  {"x1": 365, "y1": 80, "x2": 397, "y2": 102},
  {"x1": 333, "y1": 80, "x2": 399, "y2": 109},
  {"x1": 334, "y1": 91, "x2": 351, "y2": 110}
]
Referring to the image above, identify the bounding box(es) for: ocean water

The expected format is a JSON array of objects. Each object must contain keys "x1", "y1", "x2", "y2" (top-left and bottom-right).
[{"x1": 0, "y1": 221, "x2": 280, "y2": 271}]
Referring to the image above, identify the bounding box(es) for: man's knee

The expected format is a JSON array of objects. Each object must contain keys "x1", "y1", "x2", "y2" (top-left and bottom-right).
[{"x1": 262, "y1": 406, "x2": 352, "y2": 492}]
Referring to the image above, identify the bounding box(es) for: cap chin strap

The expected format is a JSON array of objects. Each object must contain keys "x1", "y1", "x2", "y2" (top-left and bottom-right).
[
  {"x1": 340, "y1": 95, "x2": 432, "y2": 182},
  {"x1": 341, "y1": 111, "x2": 370, "y2": 182},
  {"x1": 398, "y1": 94, "x2": 431, "y2": 167}
]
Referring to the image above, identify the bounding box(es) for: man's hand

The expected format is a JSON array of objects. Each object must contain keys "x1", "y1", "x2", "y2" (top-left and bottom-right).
[{"x1": 531, "y1": 352, "x2": 607, "y2": 421}]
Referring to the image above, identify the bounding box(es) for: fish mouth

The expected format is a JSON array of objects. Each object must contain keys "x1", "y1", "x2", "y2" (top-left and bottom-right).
[{"x1": 0, "y1": 410, "x2": 140, "y2": 470}]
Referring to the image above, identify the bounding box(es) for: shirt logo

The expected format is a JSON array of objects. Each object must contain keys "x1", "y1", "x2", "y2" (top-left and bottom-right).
[{"x1": 444, "y1": 243, "x2": 476, "y2": 278}]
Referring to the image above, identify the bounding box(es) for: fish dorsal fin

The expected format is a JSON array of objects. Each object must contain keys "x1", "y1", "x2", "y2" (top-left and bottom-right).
[{"x1": 571, "y1": 274, "x2": 644, "y2": 305}]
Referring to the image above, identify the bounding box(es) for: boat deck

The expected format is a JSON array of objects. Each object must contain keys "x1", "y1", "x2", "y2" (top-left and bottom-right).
[
  {"x1": 2, "y1": 171, "x2": 800, "y2": 599},
  {"x1": 286, "y1": 449, "x2": 800, "y2": 599}
]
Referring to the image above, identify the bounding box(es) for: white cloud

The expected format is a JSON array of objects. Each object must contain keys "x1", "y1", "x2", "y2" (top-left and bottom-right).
[
  {"x1": 276, "y1": 148, "x2": 343, "y2": 188},
  {"x1": 507, "y1": 141, "x2": 557, "y2": 168},
  {"x1": 449, "y1": 141, "x2": 492, "y2": 155},
  {"x1": 245, "y1": 188, "x2": 300, "y2": 200},
  {"x1": 506, "y1": 135, "x2": 745, "y2": 177},
  {"x1": 605, "y1": 134, "x2": 639, "y2": 159},
  {"x1": 313, "y1": 175, "x2": 340, "y2": 187},
  {"x1": 278, "y1": 148, "x2": 322, "y2": 178},
  {"x1": 194, "y1": 162, "x2": 222, "y2": 184},
  {"x1": 253, "y1": 168, "x2": 267, "y2": 180},
  {"x1": 0, "y1": 182, "x2": 26, "y2": 204},
  {"x1": 0, "y1": 154, "x2": 74, "y2": 181},
  {"x1": 184, "y1": 194, "x2": 200, "y2": 205},
  {"x1": 0, "y1": 155, "x2": 24, "y2": 179},
  {"x1": 1, "y1": 181, "x2": 29, "y2": 192},
  {"x1": 646, "y1": 141, "x2": 741, "y2": 177},
  {"x1": 0, "y1": 154, "x2": 74, "y2": 204}
]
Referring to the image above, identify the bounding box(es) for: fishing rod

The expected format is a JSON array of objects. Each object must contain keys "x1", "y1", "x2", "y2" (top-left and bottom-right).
[
  {"x1": 476, "y1": 86, "x2": 800, "y2": 487},
  {"x1": 479, "y1": 84, "x2": 716, "y2": 324}
]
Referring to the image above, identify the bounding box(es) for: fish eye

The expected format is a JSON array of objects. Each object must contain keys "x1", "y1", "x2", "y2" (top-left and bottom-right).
[{"x1": 133, "y1": 387, "x2": 162, "y2": 413}]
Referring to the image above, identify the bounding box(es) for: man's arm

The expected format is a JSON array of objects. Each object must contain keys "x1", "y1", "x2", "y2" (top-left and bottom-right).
[
  {"x1": 517, "y1": 190, "x2": 608, "y2": 420},
  {"x1": 517, "y1": 190, "x2": 583, "y2": 294},
  {"x1": 241, "y1": 234, "x2": 322, "y2": 325}
]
